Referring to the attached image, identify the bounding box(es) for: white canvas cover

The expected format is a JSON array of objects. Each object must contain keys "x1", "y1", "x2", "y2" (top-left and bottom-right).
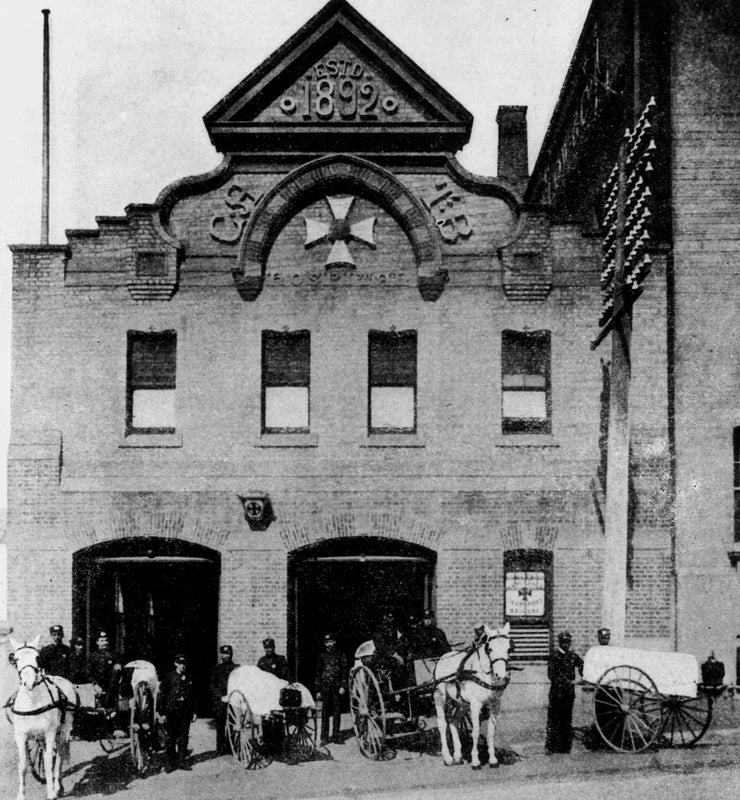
[
  {"x1": 226, "y1": 665, "x2": 315, "y2": 717},
  {"x1": 124, "y1": 660, "x2": 159, "y2": 694},
  {"x1": 583, "y1": 646, "x2": 699, "y2": 698}
]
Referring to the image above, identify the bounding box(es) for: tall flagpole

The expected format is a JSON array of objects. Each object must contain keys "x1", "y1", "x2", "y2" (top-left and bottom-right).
[{"x1": 41, "y1": 9, "x2": 50, "y2": 245}]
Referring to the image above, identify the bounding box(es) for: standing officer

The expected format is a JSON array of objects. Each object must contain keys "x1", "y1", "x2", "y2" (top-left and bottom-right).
[
  {"x1": 89, "y1": 630, "x2": 125, "y2": 734},
  {"x1": 159, "y1": 654, "x2": 197, "y2": 772},
  {"x1": 257, "y1": 638, "x2": 289, "y2": 680},
  {"x1": 210, "y1": 644, "x2": 239, "y2": 754},
  {"x1": 315, "y1": 633, "x2": 348, "y2": 745},
  {"x1": 545, "y1": 631, "x2": 584, "y2": 754},
  {"x1": 38, "y1": 625, "x2": 72, "y2": 678}
]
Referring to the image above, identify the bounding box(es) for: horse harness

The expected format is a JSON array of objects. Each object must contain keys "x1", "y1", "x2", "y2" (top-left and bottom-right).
[
  {"x1": 441, "y1": 633, "x2": 512, "y2": 696},
  {"x1": 7, "y1": 644, "x2": 79, "y2": 722}
]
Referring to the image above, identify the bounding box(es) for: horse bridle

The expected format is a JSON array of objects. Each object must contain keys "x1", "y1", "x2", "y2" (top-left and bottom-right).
[
  {"x1": 12, "y1": 644, "x2": 44, "y2": 688},
  {"x1": 482, "y1": 634, "x2": 512, "y2": 677}
]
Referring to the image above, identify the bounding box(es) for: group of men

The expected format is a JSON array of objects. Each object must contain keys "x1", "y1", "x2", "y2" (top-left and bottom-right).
[{"x1": 32, "y1": 610, "x2": 452, "y2": 764}]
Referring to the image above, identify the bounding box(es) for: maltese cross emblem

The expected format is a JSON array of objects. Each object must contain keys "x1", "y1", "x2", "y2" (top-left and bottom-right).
[{"x1": 303, "y1": 195, "x2": 376, "y2": 268}]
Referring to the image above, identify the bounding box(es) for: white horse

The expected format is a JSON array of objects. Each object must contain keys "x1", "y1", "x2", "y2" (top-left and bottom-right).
[
  {"x1": 8, "y1": 636, "x2": 77, "y2": 800},
  {"x1": 433, "y1": 622, "x2": 512, "y2": 770}
]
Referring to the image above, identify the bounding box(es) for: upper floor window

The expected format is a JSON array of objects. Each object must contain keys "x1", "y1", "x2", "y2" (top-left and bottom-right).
[
  {"x1": 368, "y1": 330, "x2": 417, "y2": 433},
  {"x1": 501, "y1": 329, "x2": 551, "y2": 434},
  {"x1": 734, "y1": 427, "x2": 740, "y2": 541},
  {"x1": 126, "y1": 330, "x2": 176, "y2": 434},
  {"x1": 262, "y1": 330, "x2": 310, "y2": 433}
]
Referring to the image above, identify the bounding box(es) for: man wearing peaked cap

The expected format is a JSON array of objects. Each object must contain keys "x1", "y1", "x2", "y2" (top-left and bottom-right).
[
  {"x1": 69, "y1": 635, "x2": 92, "y2": 684},
  {"x1": 545, "y1": 631, "x2": 584, "y2": 754},
  {"x1": 38, "y1": 624, "x2": 72, "y2": 679},
  {"x1": 210, "y1": 644, "x2": 239, "y2": 754},
  {"x1": 159, "y1": 653, "x2": 196, "y2": 771},
  {"x1": 257, "y1": 637, "x2": 289, "y2": 680}
]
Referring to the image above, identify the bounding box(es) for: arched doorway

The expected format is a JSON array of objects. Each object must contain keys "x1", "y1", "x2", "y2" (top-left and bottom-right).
[
  {"x1": 72, "y1": 537, "x2": 220, "y2": 713},
  {"x1": 288, "y1": 537, "x2": 436, "y2": 691}
]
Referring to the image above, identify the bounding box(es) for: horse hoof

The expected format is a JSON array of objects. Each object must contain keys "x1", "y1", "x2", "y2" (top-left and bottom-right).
[
  {"x1": 490, "y1": 762, "x2": 499, "y2": 769},
  {"x1": 443, "y1": 759, "x2": 454, "y2": 767},
  {"x1": 472, "y1": 764, "x2": 482, "y2": 771}
]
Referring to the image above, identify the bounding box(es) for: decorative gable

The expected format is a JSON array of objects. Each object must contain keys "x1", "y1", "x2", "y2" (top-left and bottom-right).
[{"x1": 204, "y1": 0, "x2": 472, "y2": 154}]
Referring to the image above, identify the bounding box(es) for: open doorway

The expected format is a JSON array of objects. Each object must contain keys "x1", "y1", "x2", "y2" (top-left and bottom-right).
[
  {"x1": 72, "y1": 537, "x2": 220, "y2": 714},
  {"x1": 288, "y1": 537, "x2": 436, "y2": 692}
]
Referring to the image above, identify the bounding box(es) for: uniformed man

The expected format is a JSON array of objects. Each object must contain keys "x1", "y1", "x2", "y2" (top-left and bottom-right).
[
  {"x1": 210, "y1": 644, "x2": 239, "y2": 753},
  {"x1": 38, "y1": 624, "x2": 72, "y2": 678},
  {"x1": 315, "y1": 633, "x2": 348, "y2": 745},
  {"x1": 68, "y1": 636, "x2": 91, "y2": 684},
  {"x1": 415, "y1": 610, "x2": 450, "y2": 659},
  {"x1": 159, "y1": 654, "x2": 197, "y2": 772},
  {"x1": 89, "y1": 629, "x2": 124, "y2": 733},
  {"x1": 257, "y1": 638, "x2": 289, "y2": 680},
  {"x1": 545, "y1": 631, "x2": 584, "y2": 754}
]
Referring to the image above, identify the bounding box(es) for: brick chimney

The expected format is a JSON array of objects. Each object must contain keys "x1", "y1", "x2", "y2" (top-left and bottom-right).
[{"x1": 496, "y1": 106, "x2": 529, "y2": 188}]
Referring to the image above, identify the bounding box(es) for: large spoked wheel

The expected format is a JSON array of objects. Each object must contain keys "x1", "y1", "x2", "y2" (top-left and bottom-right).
[
  {"x1": 129, "y1": 681, "x2": 153, "y2": 774},
  {"x1": 283, "y1": 707, "x2": 317, "y2": 762},
  {"x1": 593, "y1": 665, "x2": 663, "y2": 752},
  {"x1": 659, "y1": 693, "x2": 713, "y2": 748},
  {"x1": 349, "y1": 665, "x2": 387, "y2": 760},
  {"x1": 226, "y1": 689, "x2": 273, "y2": 770},
  {"x1": 27, "y1": 737, "x2": 48, "y2": 783}
]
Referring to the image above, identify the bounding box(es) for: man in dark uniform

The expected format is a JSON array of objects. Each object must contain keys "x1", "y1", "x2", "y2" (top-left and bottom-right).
[
  {"x1": 545, "y1": 630, "x2": 584, "y2": 754},
  {"x1": 89, "y1": 630, "x2": 123, "y2": 707},
  {"x1": 38, "y1": 624, "x2": 72, "y2": 678},
  {"x1": 257, "y1": 638, "x2": 289, "y2": 680},
  {"x1": 371, "y1": 609, "x2": 406, "y2": 690},
  {"x1": 210, "y1": 644, "x2": 239, "y2": 754},
  {"x1": 414, "y1": 610, "x2": 451, "y2": 658},
  {"x1": 315, "y1": 633, "x2": 347, "y2": 745},
  {"x1": 68, "y1": 636, "x2": 91, "y2": 684},
  {"x1": 159, "y1": 654, "x2": 197, "y2": 772}
]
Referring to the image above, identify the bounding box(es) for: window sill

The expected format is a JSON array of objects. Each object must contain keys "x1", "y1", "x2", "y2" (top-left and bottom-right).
[
  {"x1": 254, "y1": 433, "x2": 319, "y2": 448},
  {"x1": 494, "y1": 434, "x2": 560, "y2": 448},
  {"x1": 361, "y1": 433, "x2": 425, "y2": 448},
  {"x1": 119, "y1": 432, "x2": 183, "y2": 448}
]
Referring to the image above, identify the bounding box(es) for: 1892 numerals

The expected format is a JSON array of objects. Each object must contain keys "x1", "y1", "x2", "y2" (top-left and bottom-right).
[{"x1": 280, "y1": 79, "x2": 399, "y2": 120}]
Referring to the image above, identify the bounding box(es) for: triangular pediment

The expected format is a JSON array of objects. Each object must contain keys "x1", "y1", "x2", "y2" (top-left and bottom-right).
[{"x1": 204, "y1": 0, "x2": 472, "y2": 154}]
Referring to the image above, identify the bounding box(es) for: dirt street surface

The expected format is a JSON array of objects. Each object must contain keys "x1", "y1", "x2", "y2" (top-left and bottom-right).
[{"x1": 3, "y1": 710, "x2": 740, "y2": 800}]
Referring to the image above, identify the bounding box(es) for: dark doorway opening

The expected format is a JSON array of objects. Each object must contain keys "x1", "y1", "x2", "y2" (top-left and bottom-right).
[
  {"x1": 72, "y1": 537, "x2": 220, "y2": 714},
  {"x1": 288, "y1": 537, "x2": 436, "y2": 693}
]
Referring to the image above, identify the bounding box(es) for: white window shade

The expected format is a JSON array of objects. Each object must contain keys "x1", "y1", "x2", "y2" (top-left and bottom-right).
[
  {"x1": 370, "y1": 387, "x2": 414, "y2": 431},
  {"x1": 502, "y1": 390, "x2": 547, "y2": 420},
  {"x1": 265, "y1": 386, "x2": 309, "y2": 430},
  {"x1": 132, "y1": 389, "x2": 176, "y2": 430}
]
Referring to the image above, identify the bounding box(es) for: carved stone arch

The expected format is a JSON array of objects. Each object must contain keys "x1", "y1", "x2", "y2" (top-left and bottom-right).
[{"x1": 234, "y1": 154, "x2": 447, "y2": 301}]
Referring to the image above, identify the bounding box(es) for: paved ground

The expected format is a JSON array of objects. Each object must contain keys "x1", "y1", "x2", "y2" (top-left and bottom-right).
[{"x1": 4, "y1": 708, "x2": 740, "y2": 800}]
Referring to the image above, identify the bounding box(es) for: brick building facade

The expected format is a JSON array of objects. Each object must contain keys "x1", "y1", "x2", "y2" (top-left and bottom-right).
[{"x1": 7, "y1": 0, "x2": 737, "y2": 707}]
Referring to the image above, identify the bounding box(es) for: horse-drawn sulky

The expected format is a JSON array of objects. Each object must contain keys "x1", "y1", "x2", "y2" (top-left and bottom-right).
[
  {"x1": 581, "y1": 644, "x2": 729, "y2": 752},
  {"x1": 349, "y1": 622, "x2": 514, "y2": 769},
  {"x1": 224, "y1": 665, "x2": 317, "y2": 769},
  {"x1": 5, "y1": 638, "x2": 163, "y2": 800}
]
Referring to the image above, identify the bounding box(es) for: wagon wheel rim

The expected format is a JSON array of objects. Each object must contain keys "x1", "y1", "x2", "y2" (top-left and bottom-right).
[
  {"x1": 659, "y1": 693, "x2": 712, "y2": 747},
  {"x1": 27, "y1": 737, "x2": 47, "y2": 783},
  {"x1": 283, "y1": 707, "x2": 317, "y2": 762},
  {"x1": 129, "y1": 681, "x2": 151, "y2": 774},
  {"x1": 594, "y1": 665, "x2": 663, "y2": 752},
  {"x1": 349, "y1": 665, "x2": 386, "y2": 760},
  {"x1": 226, "y1": 690, "x2": 273, "y2": 770}
]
